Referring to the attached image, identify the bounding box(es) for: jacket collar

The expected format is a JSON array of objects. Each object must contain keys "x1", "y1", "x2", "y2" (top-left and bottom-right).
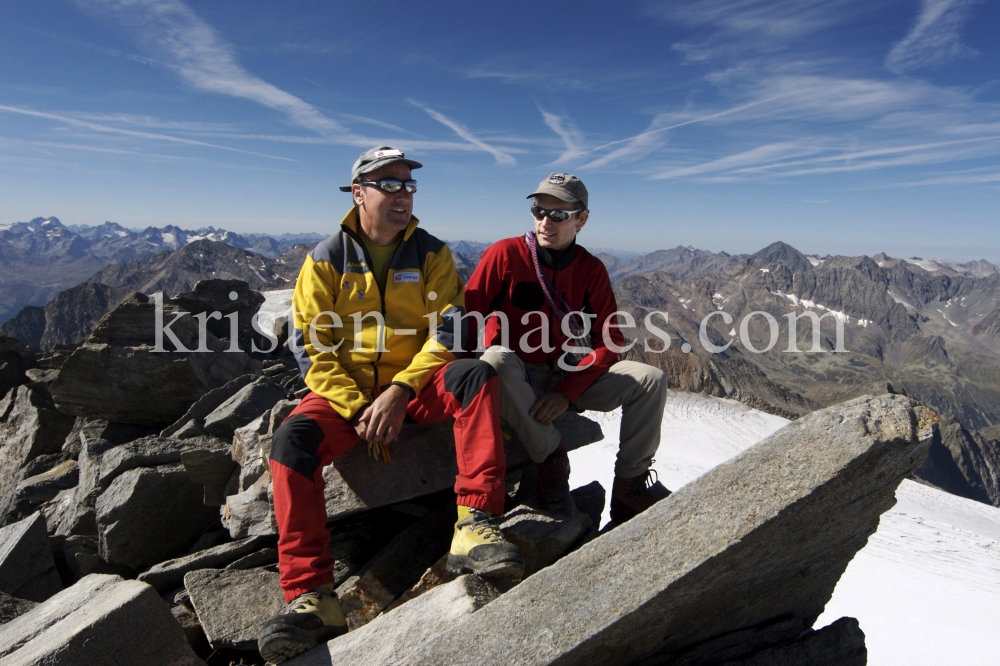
[
  {"x1": 340, "y1": 206, "x2": 419, "y2": 242},
  {"x1": 530, "y1": 234, "x2": 577, "y2": 271}
]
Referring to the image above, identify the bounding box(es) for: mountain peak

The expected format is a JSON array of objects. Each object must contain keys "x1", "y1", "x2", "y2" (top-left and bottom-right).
[{"x1": 750, "y1": 241, "x2": 813, "y2": 273}]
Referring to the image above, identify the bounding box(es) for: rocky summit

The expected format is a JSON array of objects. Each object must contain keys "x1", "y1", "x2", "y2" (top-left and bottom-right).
[{"x1": 0, "y1": 275, "x2": 942, "y2": 666}]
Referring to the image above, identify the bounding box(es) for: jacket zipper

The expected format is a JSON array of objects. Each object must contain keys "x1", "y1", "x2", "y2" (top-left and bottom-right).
[{"x1": 344, "y1": 226, "x2": 399, "y2": 388}]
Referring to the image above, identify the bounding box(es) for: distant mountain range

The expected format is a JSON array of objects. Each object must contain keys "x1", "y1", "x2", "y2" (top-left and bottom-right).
[{"x1": 0, "y1": 217, "x2": 325, "y2": 325}]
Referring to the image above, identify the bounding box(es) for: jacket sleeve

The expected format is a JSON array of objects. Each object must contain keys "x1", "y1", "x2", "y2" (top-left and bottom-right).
[
  {"x1": 293, "y1": 254, "x2": 369, "y2": 421},
  {"x1": 391, "y1": 244, "x2": 465, "y2": 397},
  {"x1": 554, "y1": 259, "x2": 624, "y2": 403},
  {"x1": 463, "y1": 243, "x2": 505, "y2": 353}
]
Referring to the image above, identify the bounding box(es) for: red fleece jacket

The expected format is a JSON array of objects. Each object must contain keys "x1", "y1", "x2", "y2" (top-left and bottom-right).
[{"x1": 464, "y1": 235, "x2": 624, "y2": 403}]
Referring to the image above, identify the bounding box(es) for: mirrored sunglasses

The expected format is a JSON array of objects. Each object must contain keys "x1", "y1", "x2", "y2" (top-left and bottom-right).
[
  {"x1": 359, "y1": 179, "x2": 417, "y2": 193},
  {"x1": 530, "y1": 205, "x2": 583, "y2": 223}
]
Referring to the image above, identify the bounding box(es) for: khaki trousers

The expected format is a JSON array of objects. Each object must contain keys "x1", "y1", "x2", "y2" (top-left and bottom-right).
[{"x1": 479, "y1": 346, "x2": 666, "y2": 479}]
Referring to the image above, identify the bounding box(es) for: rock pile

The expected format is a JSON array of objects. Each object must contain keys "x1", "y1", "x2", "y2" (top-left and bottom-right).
[{"x1": 0, "y1": 279, "x2": 936, "y2": 666}]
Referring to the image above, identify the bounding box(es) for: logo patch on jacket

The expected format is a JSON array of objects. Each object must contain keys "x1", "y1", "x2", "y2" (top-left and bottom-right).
[
  {"x1": 342, "y1": 280, "x2": 350, "y2": 290},
  {"x1": 357, "y1": 291, "x2": 365, "y2": 300},
  {"x1": 393, "y1": 271, "x2": 420, "y2": 283}
]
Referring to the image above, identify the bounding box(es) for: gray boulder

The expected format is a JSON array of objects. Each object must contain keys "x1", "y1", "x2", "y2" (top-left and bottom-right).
[
  {"x1": 706, "y1": 616, "x2": 867, "y2": 666},
  {"x1": 287, "y1": 575, "x2": 500, "y2": 666},
  {"x1": 221, "y1": 472, "x2": 276, "y2": 539},
  {"x1": 9, "y1": 459, "x2": 79, "y2": 521},
  {"x1": 46, "y1": 427, "x2": 164, "y2": 538},
  {"x1": 96, "y1": 462, "x2": 220, "y2": 570},
  {"x1": 138, "y1": 534, "x2": 274, "y2": 593},
  {"x1": 170, "y1": 279, "x2": 265, "y2": 349},
  {"x1": 203, "y1": 376, "x2": 289, "y2": 440},
  {"x1": 97, "y1": 434, "x2": 228, "y2": 491},
  {"x1": 0, "y1": 386, "x2": 75, "y2": 522},
  {"x1": 268, "y1": 398, "x2": 300, "y2": 433},
  {"x1": 184, "y1": 566, "x2": 285, "y2": 650},
  {"x1": 0, "y1": 512, "x2": 62, "y2": 602},
  {"x1": 160, "y1": 373, "x2": 255, "y2": 438},
  {"x1": 0, "y1": 573, "x2": 204, "y2": 665},
  {"x1": 181, "y1": 447, "x2": 239, "y2": 506},
  {"x1": 0, "y1": 590, "x2": 37, "y2": 625},
  {"x1": 500, "y1": 503, "x2": 592, "y2": 577},
  {"x1": 49, "y1": 292, "x2": 260, "y2": 426},
  {"x1": 401, "y1": 394, "x2": 934, "y2": 665}
]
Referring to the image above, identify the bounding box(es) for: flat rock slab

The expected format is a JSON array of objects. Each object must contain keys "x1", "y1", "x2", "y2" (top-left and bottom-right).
[
  {"x1": 204, "y1": 377, "x2": 288, "y2": 440},
  {"x1": 0, "y1": 573, "x2": 204, "y2": 665},
  {"x1": 287, "y1": 575, "x2": 500, "y2": 666},
  {"x1": 185, "y1": 566, "x2": 285, "y2": 650},
  {"x1": 96, "y1": 463, "x2": 220, "y2": 570},
  {"x1": 401, "y1": 394, "x2": 934, "y2": 666},
  {"x1": 138, "y1": 534, "x2": 275, "y2": 592},
  {"x1": 161, "y1": 373, "x2": 255, "y2": 438},
  {"x1": 322, "y1": 412, "x2": 602, "y2": 522},
  {"x1": 0, "y1": 512, "x2": 62, "y2": 602}
]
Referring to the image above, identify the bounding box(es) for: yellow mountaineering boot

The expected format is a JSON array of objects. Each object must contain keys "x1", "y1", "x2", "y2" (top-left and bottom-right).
[
  {"x1": 446, "y1": 505, "x2": 525, "y2": 579},
  {"x1": 257, "y1": 583, "x2": 347, "y2": 664}
]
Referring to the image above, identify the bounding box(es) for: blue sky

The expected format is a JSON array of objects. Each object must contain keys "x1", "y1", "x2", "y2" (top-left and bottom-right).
[{"x1": 2, "y1": 0, "x2": 998, "y2": 262}]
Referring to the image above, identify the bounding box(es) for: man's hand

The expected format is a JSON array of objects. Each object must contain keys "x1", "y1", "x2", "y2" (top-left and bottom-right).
[
  {"x1": 529, "y1": 390, "x2": 570, "y2": 425},
  {"x1": 352, "y1": 384, "x2": 412, "y2": 445}
]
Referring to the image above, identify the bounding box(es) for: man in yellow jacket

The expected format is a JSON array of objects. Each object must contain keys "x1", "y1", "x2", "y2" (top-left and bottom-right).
[{"x1": 258, "y1": 146, "x2": 523, "y2": 664}]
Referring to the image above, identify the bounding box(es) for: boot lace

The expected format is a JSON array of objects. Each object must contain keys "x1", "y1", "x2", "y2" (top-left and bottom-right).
[
  {"x1": 626, "y1": 468, "x2": 659, "y2": 499},
  {"x1": 287, "y1": 589, "x2": 325, "y2": 613},
  {"x1": 468, "y1": 510, "x2": 505, "y2": 543}
]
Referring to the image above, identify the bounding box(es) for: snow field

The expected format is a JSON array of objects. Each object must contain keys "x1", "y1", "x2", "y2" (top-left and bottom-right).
[{"x1": 568, "y1": 391, "x2": 1000, "y2": 665}]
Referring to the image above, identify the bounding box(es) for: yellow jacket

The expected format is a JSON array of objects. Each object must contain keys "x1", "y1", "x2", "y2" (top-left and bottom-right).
[{"x1": 291, "y1": 207, "x2": 466, "y2": 421}]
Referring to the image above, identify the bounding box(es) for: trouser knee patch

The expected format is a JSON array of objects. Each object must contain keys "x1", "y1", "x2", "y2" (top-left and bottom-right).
[
  {"x1": 270, "y1": 414, "x2": 326, "y2": 479},
  {"x1": 444, "y1": 359, "x2": 498, "y2": 410}
]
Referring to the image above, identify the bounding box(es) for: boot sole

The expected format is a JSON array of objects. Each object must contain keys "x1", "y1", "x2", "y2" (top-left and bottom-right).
[
  {"x1": 259, "y1": 625, "x2": 347, "y2": 664},
  {"x1": 446, "y1": 553, "x2": 525, "y2": 579}
]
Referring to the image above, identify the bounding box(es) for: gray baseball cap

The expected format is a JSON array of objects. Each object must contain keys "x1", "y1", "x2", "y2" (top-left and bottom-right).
[
  {"x1": 526, "y1": 172, "x2": 588, "y2": 209},
  {"x1": 339, "y1": 146, "x2": 422, "y2": 192}
]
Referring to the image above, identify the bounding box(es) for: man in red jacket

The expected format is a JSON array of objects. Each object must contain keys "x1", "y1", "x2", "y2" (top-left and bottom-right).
[{"x1": 465, "y1": 173, "x2": 669, "y2": 523}]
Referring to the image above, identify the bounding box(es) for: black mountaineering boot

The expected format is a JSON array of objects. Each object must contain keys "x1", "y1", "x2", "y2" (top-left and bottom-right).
[{"x1": 610, "y1": 469, "x2": 672, "y2": 524}]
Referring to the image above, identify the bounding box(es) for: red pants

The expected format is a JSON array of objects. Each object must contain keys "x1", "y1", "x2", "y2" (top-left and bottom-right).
[{"x1": 269, "y1": 359, "x2": 506, "y2": 602}]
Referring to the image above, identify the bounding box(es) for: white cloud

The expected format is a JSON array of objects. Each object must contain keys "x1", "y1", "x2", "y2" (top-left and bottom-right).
[
  {"x1": 76, "y1": 0, "x2": 348, "y2": 137},
  {"x1": 886, "y1": 0, "x2": 981, "y2": 74},
  {"x1": 411, "y1": 102, "x2": 516, "y2": 166},
  {"x1": 652, "y1": 142, "x2": 814, "y2": 179},
  {"x1": 0, "y1": 104, "x2": 294, "y2": 161},
  {"x1": 541, "y1": 112, "x2": 586, "y2": 163}
]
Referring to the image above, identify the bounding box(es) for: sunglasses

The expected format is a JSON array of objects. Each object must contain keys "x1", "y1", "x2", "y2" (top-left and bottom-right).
[
  {"x1": 359, "y1": 179, "x2": 417, "y2": 194},
  {"x1": 530, "y1": 205, "x2": 583, "y2": 223}
]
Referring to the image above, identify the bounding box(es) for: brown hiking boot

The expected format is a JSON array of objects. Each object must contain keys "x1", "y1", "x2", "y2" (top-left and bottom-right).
[
  {"x1": 536, "y1": 442, "x2": 574, "y2": 515},
  {"x1": 610, "y1": 469, "x2": 671, "y2": 524}
]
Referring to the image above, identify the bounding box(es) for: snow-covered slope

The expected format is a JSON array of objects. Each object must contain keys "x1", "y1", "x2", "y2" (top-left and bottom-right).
[{"x1": 569, "y1": 392, "x2": 1000, "y2": 665}]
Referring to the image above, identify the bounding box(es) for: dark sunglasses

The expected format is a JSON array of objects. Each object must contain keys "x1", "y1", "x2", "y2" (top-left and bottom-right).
[
  {"x1": 359, "y1": 179, "x2": 417, "y2": 194},
  {"x1": 530, "y1": 205, "x2": 583, "y2": 223}
]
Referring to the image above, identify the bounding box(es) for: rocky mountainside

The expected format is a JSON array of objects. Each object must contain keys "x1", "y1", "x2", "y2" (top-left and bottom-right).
[
  {"x1": 0, "y1": 284, "x2": 132, "y2": 351},
  {"x1": 0, "y1": 218, "x2": 324, "y2": 326},
  {"x1": 85, "y1": 240, "x2": 294, "y2": 296},
  {"x1": 0, "y1": 240, "x2": 298, "y2": 352}
]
